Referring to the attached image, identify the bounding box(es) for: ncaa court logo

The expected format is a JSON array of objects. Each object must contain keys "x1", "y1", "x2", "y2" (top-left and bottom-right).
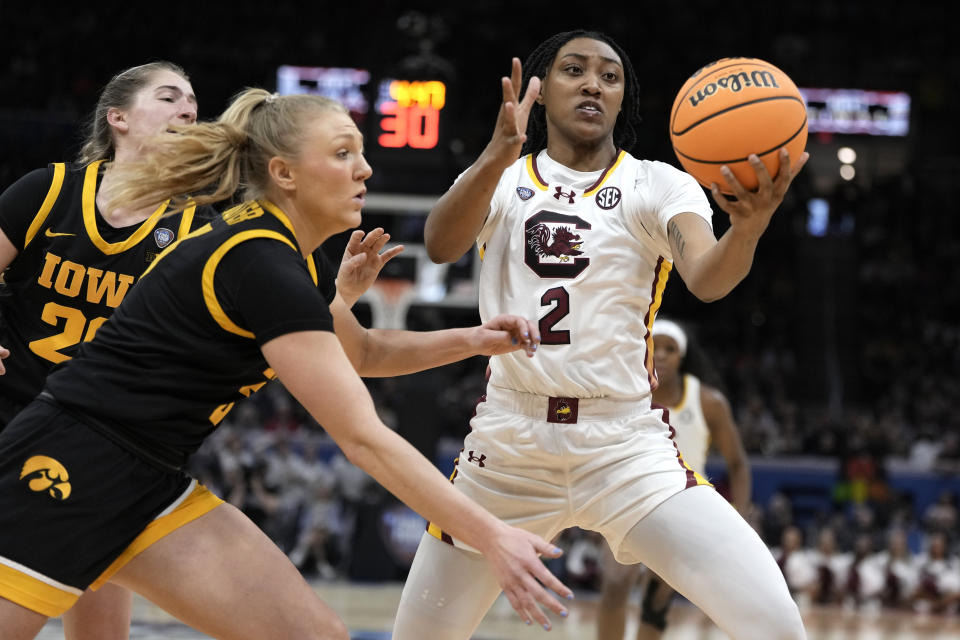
[
  {"x1": 20, "y1": 455, "x2": 72, "y2": 500},
  {"x1": 154, "y1": 227, "x2": 175, "y2": 248}
]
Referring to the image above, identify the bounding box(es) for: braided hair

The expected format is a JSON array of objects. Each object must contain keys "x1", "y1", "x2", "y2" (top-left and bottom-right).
[{"x1": 520, "y1": 30, "x2": 642, "y2": 156}]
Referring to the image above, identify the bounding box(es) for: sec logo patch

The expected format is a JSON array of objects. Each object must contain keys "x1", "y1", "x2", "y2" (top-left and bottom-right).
[
  {"x1": 516, "y1": 186, "x2": 534, "y2": 201},
  {"x1": 595, "y1": 186, "x2": 621, "y2": 210}
]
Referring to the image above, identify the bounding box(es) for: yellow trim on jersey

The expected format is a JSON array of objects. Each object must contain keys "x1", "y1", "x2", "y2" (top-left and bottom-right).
[
  {"x1": 645, "y1": 261, "x2": 674, "y2": 376},
  {"x1": 260, "y1": 199, "x2": 318, "y2": 285},
  {"x1": 23, "y1": 162, "x2": 66, "y2": 249},
  {"x1": 582, "y1": 150, "x2": 626, "y2": 196},
  {"x1": 81, "y1": 161, "x2": 170, "y2": 255},
  {"x1": 90, "y1": 484, "x2": 223, "y2": 590},
  {"x1": 177, "y1": 204, "x2": 197, "y2": 238},
  {"x1": 670, "y1": 374, "x2": 690, "y2": 411},
  {"x1": 260, "y1": 199, "x2": 297, "y2": 235},
  {"x1": 525, "y1": 154, "x2": 549, "y2": 191},
  {"x1": 202, "y1": 229, "x2": 301, "y2": 338},
  {"x1": 140, "y1": 223, "x2": 213, "y2": 279},
  {"x1": 0, "y1": 558, "x2": 81, "y2": 617}
]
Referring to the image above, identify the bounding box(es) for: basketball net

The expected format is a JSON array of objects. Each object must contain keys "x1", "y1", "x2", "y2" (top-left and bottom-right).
[{"x1": 365, "y1": 278, "x2": 417, "y2": 330}]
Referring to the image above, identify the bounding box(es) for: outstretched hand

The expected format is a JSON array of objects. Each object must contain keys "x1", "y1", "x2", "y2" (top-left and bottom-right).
[
  {"x1": 485, "y1": 57, "x2": 542, "y2": 169},
  {"x1": 481, "y1": 524, "x2": 573, "y2": 630},
  {"x1": 475, "y1": 314, "x2": 540, "y2": 357},
  {"x1": 709, "y1": 148, "x2": 810, "y2": 240},
  {"x1": 336, "y1": 228, "x2": 404, "y2": 307}
]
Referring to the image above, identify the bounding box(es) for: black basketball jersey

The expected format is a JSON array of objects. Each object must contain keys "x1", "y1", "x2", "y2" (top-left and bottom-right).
[
  {"x1": 45, "y1": 199, "x2": 337, "y2": 470},
  {"x1": 0, "y1": 161, "x2": 210, "y2": 408}
]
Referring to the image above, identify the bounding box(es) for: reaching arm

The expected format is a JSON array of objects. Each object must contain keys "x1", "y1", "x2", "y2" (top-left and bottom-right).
[
  {"x1": 702, "y1": 384, "x2": 751, "y2": 515},
  {"x1": 424, "y1": 57, "x2": 541, "y2": 263},
  {"x1": 329, "y1": 294, "x2": 539, "y2": 377},
  {"x1": 261, "y1": 330, "x2": 570, "y2": 626},
  {"x1": 669, "y1": 149, "x2": 809, "y2": 302}
]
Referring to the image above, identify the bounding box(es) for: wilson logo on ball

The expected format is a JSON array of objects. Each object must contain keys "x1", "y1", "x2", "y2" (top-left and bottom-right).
[{"x1": 687, "y1": 70, "x2": 780, "y2": 107}]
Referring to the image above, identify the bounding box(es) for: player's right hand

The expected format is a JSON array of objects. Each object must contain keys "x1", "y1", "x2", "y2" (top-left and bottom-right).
[
  {"x1": 483, "y1": 57, "x2": 541, "y2": 170},
  {"x1": 0, "y1": 344, "x2": 9, "y2": 374},
  {"x1": 479, "y1": 523, "x2": 572, "y2": 630}
]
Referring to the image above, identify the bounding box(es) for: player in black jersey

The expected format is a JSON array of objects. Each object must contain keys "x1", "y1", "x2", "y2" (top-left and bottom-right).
[
  {"x1": 0, "y1": 88, "x2": 572, "y2": 640},
  {"x1": 0, "y1": 61, "x2": 210, "y2": 640}
]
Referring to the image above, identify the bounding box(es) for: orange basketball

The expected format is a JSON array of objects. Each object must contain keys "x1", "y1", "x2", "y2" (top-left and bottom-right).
[{"x1": 669, "y1": 57, "x2": 807, "y2": 194}]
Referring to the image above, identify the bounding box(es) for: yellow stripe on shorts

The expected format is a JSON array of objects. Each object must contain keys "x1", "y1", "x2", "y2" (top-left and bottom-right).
[{"x1": 0, "y1": 555, "x2": 82, "y2": 617}]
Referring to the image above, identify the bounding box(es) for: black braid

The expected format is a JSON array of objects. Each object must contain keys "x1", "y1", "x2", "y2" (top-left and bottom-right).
[{"x1": 520, "y1": 30, "x2": 642, "y2": 156}]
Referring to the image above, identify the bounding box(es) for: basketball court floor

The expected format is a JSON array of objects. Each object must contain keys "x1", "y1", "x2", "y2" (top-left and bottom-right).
[{"x1": 34, "y1": 580, "x2": 960, "y2": 639}]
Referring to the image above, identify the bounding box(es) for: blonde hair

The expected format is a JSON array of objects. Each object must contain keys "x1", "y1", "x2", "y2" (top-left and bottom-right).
[
  {"x1": 77, "y1": 61, "x2": 189, "y2": 165},
  {"x1": 105, "y1": 88, "x2": 348, "y2": 213}
]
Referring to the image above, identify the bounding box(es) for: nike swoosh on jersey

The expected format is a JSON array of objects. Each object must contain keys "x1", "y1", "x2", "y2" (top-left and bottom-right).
[{"x1": 45, "y1": 228, "x2": 75, "y2": 237}]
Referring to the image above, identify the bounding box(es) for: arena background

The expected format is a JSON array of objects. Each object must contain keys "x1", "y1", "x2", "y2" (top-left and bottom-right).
[{"x1": 3, "y1": 1, "x2": 959, "y2": 638}]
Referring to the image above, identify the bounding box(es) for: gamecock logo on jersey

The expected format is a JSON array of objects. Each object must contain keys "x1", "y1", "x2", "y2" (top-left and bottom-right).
[{"x1": 524, "y1": 211, "x2": 591, "y2": 278}]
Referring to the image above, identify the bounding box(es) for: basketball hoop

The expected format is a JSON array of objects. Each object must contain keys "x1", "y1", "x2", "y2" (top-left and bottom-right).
[{"x1": 364, "y1": 278, "x2": 417, "y2": 329}]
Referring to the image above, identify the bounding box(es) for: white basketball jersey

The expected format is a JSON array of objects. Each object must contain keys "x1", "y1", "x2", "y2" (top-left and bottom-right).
[
  {"x1": 476, "y1": 150, "x2": 712, "y2": 399},
  {"x1": 667, "y1": 374, "x2": 710, "y2": 475}
]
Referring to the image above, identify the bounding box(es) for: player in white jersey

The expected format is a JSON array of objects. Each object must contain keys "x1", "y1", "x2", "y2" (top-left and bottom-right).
[
  {"x1": 393, "y1": 30, "x2": 808, "y2": 640},
  {"x1": 597, "y1": 318, "x2": 752, "y2": 640}
]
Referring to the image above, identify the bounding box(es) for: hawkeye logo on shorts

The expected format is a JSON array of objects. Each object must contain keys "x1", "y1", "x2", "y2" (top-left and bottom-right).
[
  {"x1": 154, "y1": 227, "x2": 175, "y2": 248},
  {"x1": 20, "y1": 455, "x2": 72, "y2": 500}
]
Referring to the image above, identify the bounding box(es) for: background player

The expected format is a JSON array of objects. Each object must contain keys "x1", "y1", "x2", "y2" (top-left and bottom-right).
[
  {"x1": 0, "y1": 88, "x2": 572, "y2": 640},
  {"x1": 394, "y1": 30, "x2": 808, "y2": 640},
  {"x1": 596, "y1": 317, "x2": 752, "y2": 640},
  {"x1": 0, "y1": 61, "x2": 205, "y2": 640}
]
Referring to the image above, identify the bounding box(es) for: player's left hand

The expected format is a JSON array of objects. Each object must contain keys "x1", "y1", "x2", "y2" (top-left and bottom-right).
[
  {"x1": 710, "y1": 148, "x2": 809, "y2": 240},
  {"x1": 336, "y1": 228, "x2": 404, "y2": 307},
  {"x1": 0, "y1": 344, "x2": 9, "y2": 375},
  {"x1": 475, "y1": 314, "x2": 540, "y2": 357}
]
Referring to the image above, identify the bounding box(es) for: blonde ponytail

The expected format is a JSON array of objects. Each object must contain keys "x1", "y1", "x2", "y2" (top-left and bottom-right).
[{"x1": 105, "y1": 88, "x2": 346, "y2": 214}]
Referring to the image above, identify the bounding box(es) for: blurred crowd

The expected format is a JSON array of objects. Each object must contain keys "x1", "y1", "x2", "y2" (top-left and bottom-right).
[{"x1": 184, "y1": 372, "x2": 960, "y2": 618}]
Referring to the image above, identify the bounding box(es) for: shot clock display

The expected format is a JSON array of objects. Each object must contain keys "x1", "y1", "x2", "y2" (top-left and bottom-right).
[
  {"x1": 376, "y1": 79, "x2": 446, "y2": 150},
  {"x1": 277, "y1": 65, "x2": 451, "y2": 192}
]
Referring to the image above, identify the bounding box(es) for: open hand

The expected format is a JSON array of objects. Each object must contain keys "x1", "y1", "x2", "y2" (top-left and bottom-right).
[
  {"x1": 474, "y1": 314, "x2": 540, "y2": 357},
  {"x1": 481, "y1": 523, "x2": 572, "y2": 630},
  {"x1": 336, "y1": 228, "x2": 404, "y2": 307},
  {"x1": 485, "y1": 57, "x2": 542, "y2": 169},
  {"x1": 709, "y1": 148, "x2": 809, "y2": 240}
]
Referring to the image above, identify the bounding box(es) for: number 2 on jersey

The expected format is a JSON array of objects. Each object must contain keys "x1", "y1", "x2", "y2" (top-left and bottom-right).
[
  {"x1": 539, "y1": 286, "x2": 570, "y2": 345},
  {"x1": 28, "y1": 302, "x2": 107, "y2": 364}
]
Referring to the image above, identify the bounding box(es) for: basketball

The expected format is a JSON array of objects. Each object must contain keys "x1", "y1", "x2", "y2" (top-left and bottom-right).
[{"x1": 669, "y1": 57, "x2": 808, "y2": 194}]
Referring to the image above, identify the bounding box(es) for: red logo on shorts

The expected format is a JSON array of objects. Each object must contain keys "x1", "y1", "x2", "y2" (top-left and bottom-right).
[
  {"x1": 466, "y1": 451, "x2": 486, "y2": 467},
  {"x1": 547, "y1": 397, "x2": 579, "y2": 424}
]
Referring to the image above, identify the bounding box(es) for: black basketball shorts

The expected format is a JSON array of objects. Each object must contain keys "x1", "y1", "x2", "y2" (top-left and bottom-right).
[{"x1": 0, "y1": 399, "x2": 223, "y2": 616}]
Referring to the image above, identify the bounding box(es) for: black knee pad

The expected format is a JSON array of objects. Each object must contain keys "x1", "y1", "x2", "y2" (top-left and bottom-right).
[{"x1": 640, "y1": 578, "x2": 671, "y2": 631}]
